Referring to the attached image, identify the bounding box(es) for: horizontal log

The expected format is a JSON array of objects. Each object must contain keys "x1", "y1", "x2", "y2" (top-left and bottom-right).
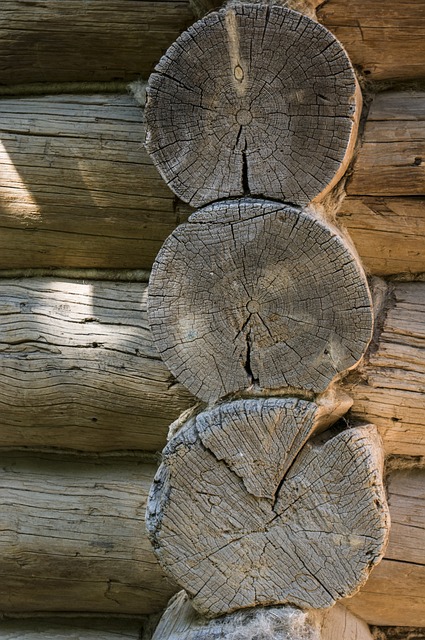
[
  {"x1": 0, "y1": 452, "x2": 177, "y2": 614},
  {"x1": 0, "y1": 279, "x2": 423, "y2": 457},
  {"x1": 347, "y1": 282, "x2": 425, "y2": 457},
  {"x1": 348, "y1": 92, "x2": 425, "y2": 197},
  {"x1": 337, "y1": 197, "x2": 425, "y2": 277},
  {"x1": 0, "y1": 1, "x2": 193, "y2": 85},
  {"x1": 316, "y1": 0, "x2": 425, "y2": 81},
  {"x1": 0, "y1": 618, "x2": 144, "y2": 639},
  {"x1": 0, "y1": 453, "x2": 422, "y2": 623},
  {"x1": 0, "y1": 278, "x2": 195, "y2": 452},
  {"x1": 0, "y1": 94, "x2": 182, "y2": 270},
  {"x1": 0, "y1": 92, "x2": 423, "y2": 276}
]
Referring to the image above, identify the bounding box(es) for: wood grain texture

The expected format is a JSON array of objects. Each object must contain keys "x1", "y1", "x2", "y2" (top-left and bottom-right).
[
  {"x1": 0, "y1": 455, "x2": 420, "y2": 621},
  {"x1": 347, "y1": 283, "x2": 425, "y2": 457},
  {"x1": 0, "y1": 619, "x2": 144, "y2": 639},
  {"x1": 0, "y1": 278, "x2": 194, "y2": 452},
  {"x1": 0, "y1": 94, "x2": 180, "y2": 270},
  {"x1": 337, "y1": 197, "x2": 425, "y2": 277},
  {"x1": 0, "y1": 452, "x2": 177, "y2": 614},
  {"x1": 145, "y1": 4, "x2": 359, "y2": 207},
  {"x1": 149, "y1": 199, "x2": 372, "y2": 402},
  {"x1": 147, "y1": 416, "x2": 388, "y2": 617},
  {"x1": 0, "y1": 1, "x2": 193, "y2": 86},
  {"x1": 152, "y1": 591, "x2": 374, "y2": 639},
  {"x1": 317, "y1": 0, "x2": 425, "y2": 81},
  {"x1": 348, "y1": 92, "x2": 425, "y2": 198}
]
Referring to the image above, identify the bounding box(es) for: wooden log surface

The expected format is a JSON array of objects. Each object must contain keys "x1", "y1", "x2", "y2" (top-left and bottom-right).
[
  {"x1": 0, "y1": 452, "x2": 177, "y2": 614},
  {"x1": 0, "y1": 91, "x2": 423, "y2": 276},
  {"x1": 152, "y1": 591, "x2": 374, "y2": 640},
  {"x1": 316, "y1": 0, "x2": 425, "y2": 81},
  {"x1": 0, "y1": 619, "x2": 145, "y2": 639},
  {"x1": 0, "y1": 452, "x2": 421, "y2": 624},
  {"x1": 149, "y1": 200, "x2": 372, "y2": 402},
  {"x1": 1, "y1": 0, "x2": 422, "y2": 86},
  {"x1": 0, "y1": 278, "x2": 423, "y2": 456},
  {"x1": 0, "y1": 278, "x2": 194, "y2": 453},
  {"x1": 347, "y1": 282, "x2": 425, "y2": 457},
  {"x1": 348, "y1": 92, "x2": 425, "y2": 198},
  {"x1": 0, "y1": 1, "x2": 193, "y2": 86},
  {"x1": 145, "y1": 4, "x2": 360, "y2": 207},
  {"x1": 147, "y1": 419, "x2": 388, "y2": 617}
]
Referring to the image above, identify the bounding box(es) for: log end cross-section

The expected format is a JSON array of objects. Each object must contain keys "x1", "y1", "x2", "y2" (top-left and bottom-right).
[
  {"x1": 145, "y1": 4, "x2": 360, "y2": 207},
  {"x1": 148, "y1": 199, "x2": 373, "y2": 403},
  {"x1": 146, "y1": 399, "x2": 389, "y2": 618}
]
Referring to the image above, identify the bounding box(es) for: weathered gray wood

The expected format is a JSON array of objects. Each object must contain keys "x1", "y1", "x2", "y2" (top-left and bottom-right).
[
  {"x1": 337, "y1": 197, "x2": 425, "y2": 277},
  {"x1": 149, "y1": 199, "x2": 373, "y2": 402},
  {"x1": 152, "y1": 591, "x2": 374, "y2": 639},
  {"x1": 348, "y1": 92, "x2": 425, "y2": 198},
  {"x1": 0, "y1": 618, "x2": 144, "y2": 639},
  {"x1": 0, "y1": 1, "x2": 193, "y2": 86},
  {"x1": 0, "y1": 94, "x2": 182, "y2": 270},
  {"x1": 0, "y1": 452, "x2": 177, "y2": 614},
  {"x1": 147, "y1": 415, "x2": 389, "y2": 617},
  {"x1": 346, "y1": 282, "x2": 425, "y2": 457},
  {"x1": 0, "y1": 278, "x2": 194, "y2": 452},
  {"x1": 145, "y1": 4, "x2": 360, "y2": 207},
  {"x1": 316, "y1": 0, "x2": 425, "y2": 81}
]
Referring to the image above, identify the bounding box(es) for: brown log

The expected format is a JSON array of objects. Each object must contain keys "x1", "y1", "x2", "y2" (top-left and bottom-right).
[
  {"x1": 0, "y1": 278, "x2": 194, "y2": 453},
  {"x1": 152, "y1": 591, "x2": 374, "y2": 639},
  {"x1": 0, "y1": 619, "x2": 145, "y2": 639},
  {"x1": 337, "y1": 197, "x2": 425, "y2": 277},
  {"x1": 346, "y1": 282, "x2": 425, "y2": 457},
  {"x1": 0, "y1": 92, "x2": 422, "y2": 276},
  {"x1": 0, "y1": 452, "x2": 177, "y2": 615},
  {"x1": 0, "y1": 1, "x2": 193, "y2": 86},
  {"x1": 145, "y1": 4, "x2": 360, "y2": 207},
  {"x1": 348, "y1": 92, "x2": 425, "y2": 198},
  {"x1": 149, "y1": 199, "x2": 372, "y2": 402},
  {"x1": 0, "y1": 452, "x2": 421, "y2": 622},
  {"x1": 0, "y1": 94, "x2": 181, "y2": 270},
  {"x1": 317, "y1": 0, "x2": 425, "y2": 81},
  {"x1": 147, "y1": 412, "x2": 388, "y2": 617}
]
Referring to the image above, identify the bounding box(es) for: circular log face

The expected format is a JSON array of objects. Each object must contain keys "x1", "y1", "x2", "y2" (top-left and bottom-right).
[
  {"x1": 145, "y1": 4, "x2": 359, "y2": 207},
  {"x1": 146, "y1": 400, "x2": 389, "y2": 617},
  {"x1": 148, "y1": 200, "x2": 373, "y2": 403}
]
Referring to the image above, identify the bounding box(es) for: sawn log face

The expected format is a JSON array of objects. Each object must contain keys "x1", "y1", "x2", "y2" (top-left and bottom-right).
[{"x1": 147, "y1": 402, "x2": 389, "y2": 618}]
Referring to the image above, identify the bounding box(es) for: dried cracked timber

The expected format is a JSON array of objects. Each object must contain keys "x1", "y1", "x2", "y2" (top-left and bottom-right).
[
  {"x1": 145, "y1": 4, "x2": 359, "y2": 207},
  {"x1": 146, "y1": 398, "x2": 389, "y2": 618},
  {"x1": 148, "y1": 199, "x2": 373, "y2": 402}
]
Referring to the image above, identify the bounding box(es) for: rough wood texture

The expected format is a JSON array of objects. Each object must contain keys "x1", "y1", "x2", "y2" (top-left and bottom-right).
[
  {"x1": 0, "y1": 1, "x2": 193, "y2": 85},
  {"x1": 0, "y1": 94, "x2": 180, "y2": 270},
  {"x1": 348, "y1": 92, "x2": 425, "y2": 198},
  {"x1": 337, "y1": 197, "x2": 425, "y2": 277},
  {"x1": 145, "y1": 4, "x2": 359, "y2": 207},
  {"x1": 147, "y1": 416, "x2": 388, "y2": 617},
  {"x1": 345, "y1": 466, "x2": 425, "y2": 627},
  {"x1": 317, "y1": 0, "x2": 425, "y2": 81},
  {"x1": 0, "y1": 278, "x2": 194, "y2": 452},
  {"x1": 0, "y1": 453, "x2": 177, "y2": 614},
  {"x1": 149, "y1": 199, "x2": 372, "y2": 402},
  {"x1": 347, "y1": 282, "x2": 425, "y2": 457},
  {"x1": 152, "y1": 591, "x2": 374, "y2": 639},
  {"x1": 0, "y1": 618, "x2": 144, "y2": 639}
]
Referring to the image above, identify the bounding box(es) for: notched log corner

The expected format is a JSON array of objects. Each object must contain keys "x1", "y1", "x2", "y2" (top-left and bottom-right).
[
  {"x1": 148, "y1": 199, "x2": 373, "y2": 403},
  {"x1": 145, "y1": 3, "x2": 360, "y2": 208},
  {"x1": 146, "y1": 398, "x2": 389, "y2": 618}
]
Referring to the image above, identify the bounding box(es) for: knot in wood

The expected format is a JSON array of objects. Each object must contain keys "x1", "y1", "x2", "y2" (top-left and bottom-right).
[
  {"x1": 148, "y1": 199, "x2": 373, "y2": 403},
  {"x1": 146, "y1": 400, "x2": 389, "y2": 617},
  {"x1": 145, "y1": 4, "x2": 360, "y2": 207}
]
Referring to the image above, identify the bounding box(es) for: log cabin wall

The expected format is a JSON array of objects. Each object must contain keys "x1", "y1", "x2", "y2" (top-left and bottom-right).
[{"x1": 0, "y1": 1, "x2": 424, "y2": 637}]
